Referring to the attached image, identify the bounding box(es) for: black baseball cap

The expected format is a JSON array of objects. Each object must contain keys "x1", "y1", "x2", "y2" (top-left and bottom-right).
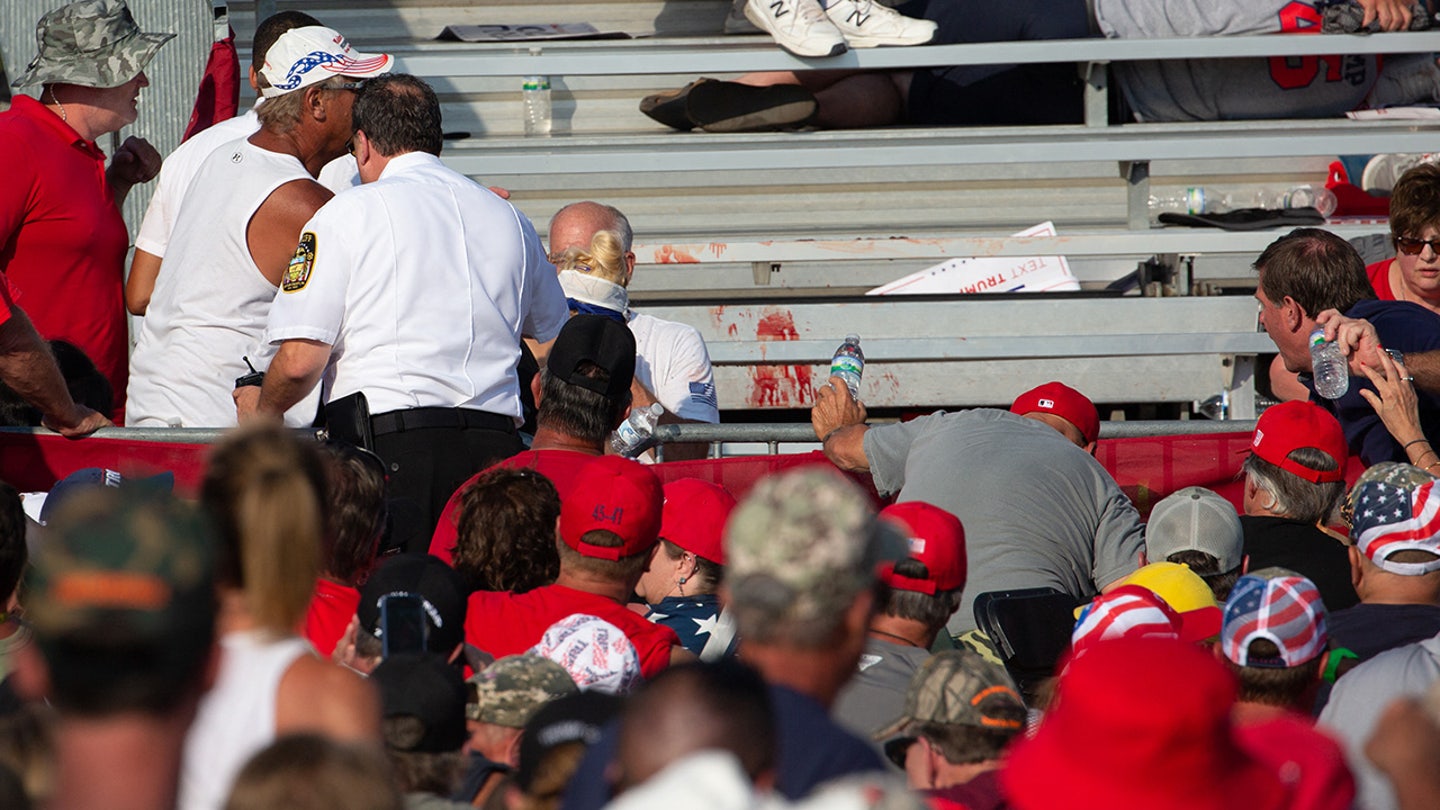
[
  {"x1": 372, "y1": 652, "x2": 468, "y2": 752},
  {"x1": 516, "y1": 691, "x2": 624, "y2": 791},
  {"x1": 546, "y1": 315, "x2": 635, "y2": 400},
  {"x1": 357, "y1": 553, "x2": 467, "y2": 656}
]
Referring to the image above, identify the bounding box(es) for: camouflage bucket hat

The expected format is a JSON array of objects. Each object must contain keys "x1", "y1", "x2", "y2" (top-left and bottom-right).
[
  {"x1": 467, "y1": 654, "x2": 578, "y2": 728},
  {"x1": 25, "y1": 486, "x2": 217, "y2": 647},
  {"x1": 14, "y1": 0, "x2": 174, "y2": 89}
]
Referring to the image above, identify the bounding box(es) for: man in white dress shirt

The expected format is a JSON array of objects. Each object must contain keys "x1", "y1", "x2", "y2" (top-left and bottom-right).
[{"x1": 246, "y1": 74, "x2": 569, "y2": 552}]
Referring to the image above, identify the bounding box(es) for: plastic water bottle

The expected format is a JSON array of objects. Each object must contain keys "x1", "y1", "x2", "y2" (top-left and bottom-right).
[
  {"x1": 1148, "y1": 185, "x2": 1338, "y2": 219},
  {"x1": 610, "y1": 403, "x2": 664, "y2": 458},
  {"x1": 1309, "y1": 328, "x2": 1350, "y2": 400},
  {"x1": 522, "y1": 75, "x2": 552, "y2": 136},
  {"x1": 831, "y1": 334, "x2": 864, "y2": 399}
]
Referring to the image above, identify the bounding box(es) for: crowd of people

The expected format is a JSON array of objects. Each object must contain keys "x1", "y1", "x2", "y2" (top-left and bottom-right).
[{"x1": 10, "y1": 0, "x2": 1440, "y2": 809}]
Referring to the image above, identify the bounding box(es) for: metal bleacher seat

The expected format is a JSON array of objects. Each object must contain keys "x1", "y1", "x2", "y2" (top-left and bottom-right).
[{"x1": 223, "y1": 1, "x2": 1428, "y2": 417}]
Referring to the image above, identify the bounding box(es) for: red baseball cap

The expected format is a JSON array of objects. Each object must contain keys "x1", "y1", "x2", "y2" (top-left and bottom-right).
[
  {"x1": 560, "y1": 457, "x2": 663, "y2": 561},
  {"x1": 1010, "y1": 381, "x2": 1100, "y2": 445},
  {"x1": 1250, "y1": 401, "x2": 1347, "y2": 484},
  {"x1": 1003, "y1": 638, "x2": 1288, "y2": 810},
  {"x1": 659, "y1": 479, "x2": 736, "y2": 565},
  {"x1": 876, "y1": 502, "x2": 966, "y2": 594}
]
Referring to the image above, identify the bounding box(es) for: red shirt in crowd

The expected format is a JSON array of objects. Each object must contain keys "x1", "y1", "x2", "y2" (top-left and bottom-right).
[
  {"x1": 303, "y1": 578, "x2": 362, "y2": 657},
  {"x1": 428, "y1": 448, "x2": 599, "y2": 563},
  {"x1": 466, "y1": 584, "x2": 679, "y2": 678},
  {"x1": 1367, "y1": 258, "x2": 1397, "y2": 301},
  {"x1": 0, "y1": 95, "x2": 131, "y2": 419}
]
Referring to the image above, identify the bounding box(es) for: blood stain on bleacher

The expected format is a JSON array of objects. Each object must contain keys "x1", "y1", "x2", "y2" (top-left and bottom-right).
[{"x1": 747, "y1": 310, "x2": 813, "y2": 408}]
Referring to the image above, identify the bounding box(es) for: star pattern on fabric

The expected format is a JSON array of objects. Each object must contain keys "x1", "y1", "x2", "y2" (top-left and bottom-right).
[{"x1": 692, "y1": 613, "x2": 718, "y2": 638}]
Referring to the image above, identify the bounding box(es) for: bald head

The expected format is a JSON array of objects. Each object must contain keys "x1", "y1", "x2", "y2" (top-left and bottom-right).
[
  {"x1": 614, "y1": 661, "x2": 773, "y2": 793},
  {"x1": 549, "y1": 201, "x2": 634, "y2": 255}
]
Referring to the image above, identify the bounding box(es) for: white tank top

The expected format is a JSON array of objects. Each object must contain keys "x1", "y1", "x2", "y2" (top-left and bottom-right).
[
  {"x1": 126, "y1": 138, "x2": 321, "y2": 428},
  {"x1": 177, "y1": 630, "x2": 312, "y2": 810}
]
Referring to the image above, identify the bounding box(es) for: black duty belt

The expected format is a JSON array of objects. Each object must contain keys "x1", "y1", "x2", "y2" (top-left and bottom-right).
[{"x1": 370, "y1": 407, "x2": 515, "y2": 437}]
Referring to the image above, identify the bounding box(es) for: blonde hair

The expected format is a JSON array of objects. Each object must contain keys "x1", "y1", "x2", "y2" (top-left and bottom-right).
[
  {"x1": 553, "y1": 230, "x2": 628, "y2": 287},
  {"x1": 202, "y1": 425, "x2": 327, "y2": 635}
]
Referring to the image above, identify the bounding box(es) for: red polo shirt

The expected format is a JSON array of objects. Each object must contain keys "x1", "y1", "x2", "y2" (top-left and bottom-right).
[{"x1": 0, "y1": 95, "x2": 130, "y2": 419}]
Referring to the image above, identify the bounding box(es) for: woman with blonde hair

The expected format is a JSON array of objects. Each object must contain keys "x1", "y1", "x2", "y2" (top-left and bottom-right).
[
  {"x1": 554, "y1": 230, "x2": 632, "y2": 321},
  {"x1": 180, "y1": 426, "x2": 380, "y2": 810}
]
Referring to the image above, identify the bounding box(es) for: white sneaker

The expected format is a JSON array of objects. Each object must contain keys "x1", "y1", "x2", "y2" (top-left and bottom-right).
[
  {"x1": 825, "y1": 0, "x2": 937, "y2": 47},
  {"x1": 745, "y1": 0, "x2": 847, "y2": 58},
  {"x1": 1361, "y1": 153, "x2": 1439, "y2": 195}
]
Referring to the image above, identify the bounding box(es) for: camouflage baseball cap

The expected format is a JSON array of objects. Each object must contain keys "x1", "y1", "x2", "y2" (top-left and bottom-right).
[
  {"x1": 14, "y1": 0, "x2": 174, "y2": 89},
  {"x1": 874, "y1": 649, "x2": 1026, "y2": 741},
  {"x1": 25, "y1": 486, "x2": 216, "y2": 648},
  {"x1": 466, "y1": 655, "x2": 578, "y2": 728},
  {"x1": 724, "y1": 467, "x2": 903, "y2": 625}
]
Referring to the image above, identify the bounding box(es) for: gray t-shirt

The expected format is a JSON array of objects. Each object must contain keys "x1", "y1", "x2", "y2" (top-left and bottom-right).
[
  {"x1": 1318, "y1": 633, "x2": 1440, "y2": 810},
  {"x1": 1094, "y1": 0, "x2": 1383, "y2": 121},
  {"x1": 833, "y1": 638, "x2": 934, "y2": 743},
  {"x1": 864, "y1": 409, "x2": 1145, "y2": 635}
]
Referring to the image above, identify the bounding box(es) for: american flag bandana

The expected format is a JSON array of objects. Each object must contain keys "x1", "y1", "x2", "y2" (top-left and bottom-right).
[
  {"x1": 1352, "y1": 480, "x2": 1440, "y2": 576},
  {"x1": 1220, "y1": 572, "x2": 1327, "y2": 668}
]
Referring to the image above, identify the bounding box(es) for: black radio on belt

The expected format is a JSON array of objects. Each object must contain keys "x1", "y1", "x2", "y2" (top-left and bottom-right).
[{"x1": 235, "y1": 356, "x2": 265, "y2": 389}]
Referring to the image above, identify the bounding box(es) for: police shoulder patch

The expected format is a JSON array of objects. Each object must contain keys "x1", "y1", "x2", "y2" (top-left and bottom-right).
[{"x1": 282, "y1": 232, "x2": 317, "y2": 293}]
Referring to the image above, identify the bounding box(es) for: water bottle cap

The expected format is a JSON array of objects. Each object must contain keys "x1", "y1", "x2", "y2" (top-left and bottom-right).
[
  {"x1": 1309, "y1": 328, "x2": 1328, "y2": 346},
  {"x1": 844, "y1": 333, "x2": 860, "y2": 343}
]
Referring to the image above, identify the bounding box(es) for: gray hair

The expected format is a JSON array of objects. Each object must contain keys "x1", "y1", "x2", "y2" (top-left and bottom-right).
[
  {"x1": 1242, "y1": 450, "x2": 1346, "y2": 525},
  {"x1": 256, "y1": 75, "x2": 351, "y2": 133}
]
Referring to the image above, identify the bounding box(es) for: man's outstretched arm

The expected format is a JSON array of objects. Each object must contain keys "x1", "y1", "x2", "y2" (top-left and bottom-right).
[{"x1": 0, "y1": 308, "x2": 109, "y2": 437}]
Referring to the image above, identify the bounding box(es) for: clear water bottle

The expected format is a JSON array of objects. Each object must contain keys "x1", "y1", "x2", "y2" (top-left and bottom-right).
[
  {"x1": 1148, "y1": 185, "x2": 1338, "y2": 220},
  {"x1": 522, "y1": 75, "x2": 552, "y2": 136},
  {"x1": 610, "y1": 403, "x2": 664, "y2": 458},
  {"x1": 831, "y1": 334, "x2": 864, "y2": 399},
  {"x1": 1309, "y1": 328, "x2": 1350, "y2": 400}
]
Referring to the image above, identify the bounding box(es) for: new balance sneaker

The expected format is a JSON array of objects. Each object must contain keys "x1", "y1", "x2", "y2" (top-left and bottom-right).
[
  {"x1": 825, "y1": 0, "x2": 937, "y2": 47},
  {"x1": 683, "y1": 80, "x2": 818, "y2": 133},
  {"x1": 745, "y1": 0, "x2": 847, "y2": 58}
]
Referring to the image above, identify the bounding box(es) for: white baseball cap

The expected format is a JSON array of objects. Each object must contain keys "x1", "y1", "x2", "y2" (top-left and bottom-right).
[{"x1": 258, "y1": 25, "x2": 392, "y2": 98}]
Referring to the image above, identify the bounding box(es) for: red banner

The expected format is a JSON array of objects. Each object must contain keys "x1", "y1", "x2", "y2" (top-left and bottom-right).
[{"x1": 0, "y1": 431, "x2": 1367, "y2": 518}]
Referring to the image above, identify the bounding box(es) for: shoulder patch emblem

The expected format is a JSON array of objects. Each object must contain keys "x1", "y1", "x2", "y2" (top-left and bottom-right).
[{"x1": 282, "y1": 232, "x2": 317, "y2": 293}]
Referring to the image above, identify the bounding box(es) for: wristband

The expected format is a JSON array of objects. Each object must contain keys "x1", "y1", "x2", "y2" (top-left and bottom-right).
[
  {"x1": 821, "y1": 425, "x2": 853, "y2": 443},
  {"x1": 1405, "y1": 438, "x2": 1430, "y2": 450},
  {"x1": 1323, "y1": 647, "x2": 1358, "y2": 684}
]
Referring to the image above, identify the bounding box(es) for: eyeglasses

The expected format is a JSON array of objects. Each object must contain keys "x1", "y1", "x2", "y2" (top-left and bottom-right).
[
  {"x1": 332, "y1": 81, "x2": 365, "y2": 92},
  {"x1": 346, "y1": 137, "x2": 355, "y2": 155},
  {"x1": 1395, "y1": 236, "x2": 1440, "y2": 256}
]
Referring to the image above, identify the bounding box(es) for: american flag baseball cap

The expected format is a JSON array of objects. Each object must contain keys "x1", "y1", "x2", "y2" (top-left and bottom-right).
[
  {"x1": 1071, "y1": 585, "x2": 1184, "y2": 657},
  {"x1": 258, "y1": 25, "x2": 392, "y2": 98},
  {"x1": 1351, "y1": 473, "x2": 1440, "y2": 575},
  {"x1": 1220, "y1": 568, "x2": 1328, "y2": 669}
]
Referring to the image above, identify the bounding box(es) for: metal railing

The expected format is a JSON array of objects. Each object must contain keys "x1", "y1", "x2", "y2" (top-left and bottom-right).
[{"x1": 3, "y1": 418, "x2": 1256, "y2": 453}]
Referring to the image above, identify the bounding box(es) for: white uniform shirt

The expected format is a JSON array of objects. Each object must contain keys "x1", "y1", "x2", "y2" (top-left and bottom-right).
[
  {"x1": 265, "y1": 151, "x2": 569, "y2": 420},
  {"x1": 134, "y1": 107, "x2": 359, "y2": 259},
  {"x1": 627, "y1": 309, "x2": 718, "y2": 422}
]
